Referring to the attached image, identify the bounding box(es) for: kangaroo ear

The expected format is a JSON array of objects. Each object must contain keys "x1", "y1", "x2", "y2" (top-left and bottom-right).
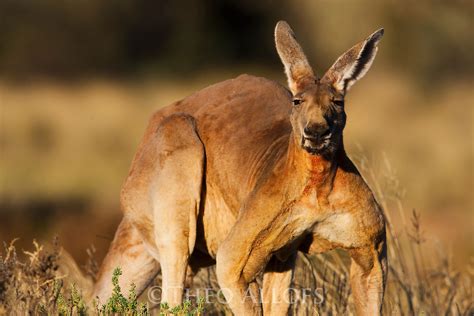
[
  {"x1": 275, "y1": 21, "x2": 315, "y2": 95},
  {"x1": 322, "y1": 28, "x2": 384, "y2": 94}
]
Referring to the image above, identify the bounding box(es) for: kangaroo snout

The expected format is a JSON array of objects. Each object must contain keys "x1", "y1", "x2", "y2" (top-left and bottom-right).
[
  {"x1": 302, "y1": 123, "x2": 332, "y2": 154},
  {"x1": 303, "y1": 124, "x2": 331, "y2": 140}
]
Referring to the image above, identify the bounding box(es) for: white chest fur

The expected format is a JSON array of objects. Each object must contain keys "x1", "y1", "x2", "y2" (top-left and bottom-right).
[{"x1": 313, "y1": 212, "x2": 359, "y2": 248}]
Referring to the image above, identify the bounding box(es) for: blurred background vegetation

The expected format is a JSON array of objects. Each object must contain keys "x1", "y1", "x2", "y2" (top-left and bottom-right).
[{"x1": 0, "y1": 0, "x2": 472, "y2": 269}]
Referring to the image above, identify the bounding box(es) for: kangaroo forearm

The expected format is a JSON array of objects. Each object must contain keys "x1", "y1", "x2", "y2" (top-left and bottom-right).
[{"x1": 350, "y1": 241, "x2": 387, "y2": 315}]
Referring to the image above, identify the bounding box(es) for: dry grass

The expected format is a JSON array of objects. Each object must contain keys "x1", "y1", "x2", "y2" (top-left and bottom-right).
[
  {"x1": 1, "y1": 156, "x2": 472, "y2": 315},
  {"x1": 0, "y1": 238, "x2": 79, "y2": 315},
  {"x1": 354, "y1": 154, "x2": 473, "y2": 315}
]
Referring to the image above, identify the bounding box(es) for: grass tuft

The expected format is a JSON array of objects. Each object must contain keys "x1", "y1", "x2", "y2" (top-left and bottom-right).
[{"x1": 95, "y1": 267, "x2": 147, "y2": 315}]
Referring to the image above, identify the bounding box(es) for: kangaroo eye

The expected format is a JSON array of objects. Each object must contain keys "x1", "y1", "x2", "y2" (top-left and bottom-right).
[
  {"x1": 292, "y1": 99, "x2": 302, "y2": 106},
  {"x1": 333, "y1": 99, "x2": 344, "y2": 107}
]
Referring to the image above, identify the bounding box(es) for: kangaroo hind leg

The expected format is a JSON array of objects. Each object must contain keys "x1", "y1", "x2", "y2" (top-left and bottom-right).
[{"x1": 152, "y1": 114, "x2": 205, "y2": 308}]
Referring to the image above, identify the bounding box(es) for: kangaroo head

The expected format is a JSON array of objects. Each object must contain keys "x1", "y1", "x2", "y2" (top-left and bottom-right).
[{"x1": 275, "y1": 21, "x2": 384, "y2": 158}]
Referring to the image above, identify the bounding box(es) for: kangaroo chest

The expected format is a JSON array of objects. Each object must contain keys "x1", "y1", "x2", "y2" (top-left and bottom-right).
[{"x1": 291, "y1": 186, "x2": 360, "y2": 249}]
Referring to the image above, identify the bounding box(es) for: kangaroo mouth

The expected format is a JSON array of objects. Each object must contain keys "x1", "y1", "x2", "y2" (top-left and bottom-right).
[{"x1": 301, "y1": 135, "x2": 331, "y2": 155}]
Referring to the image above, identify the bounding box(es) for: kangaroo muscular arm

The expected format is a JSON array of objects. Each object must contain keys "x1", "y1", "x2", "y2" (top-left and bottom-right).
[
  {"x1": 349, "y1": 238, "x2": 387, "y2": 315},
  {"x1": 299, "y1": 187, "x2": 388, "y2": 316}
]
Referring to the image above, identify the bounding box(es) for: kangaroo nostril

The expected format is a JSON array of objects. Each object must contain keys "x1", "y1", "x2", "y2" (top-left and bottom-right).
[{"x1": 321, "y1": 128, "x2": 331, "y2": 138}]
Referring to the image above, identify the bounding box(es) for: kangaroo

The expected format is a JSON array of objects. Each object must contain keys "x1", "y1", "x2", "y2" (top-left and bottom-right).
[{"x1": 93, "y1": 21, "x2": 387, "y2": 315}]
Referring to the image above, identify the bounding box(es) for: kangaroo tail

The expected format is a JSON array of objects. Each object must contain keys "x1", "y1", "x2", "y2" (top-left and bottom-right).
[{"x1": 57, "y1": 247, "x2": 94, "y2": 300}]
